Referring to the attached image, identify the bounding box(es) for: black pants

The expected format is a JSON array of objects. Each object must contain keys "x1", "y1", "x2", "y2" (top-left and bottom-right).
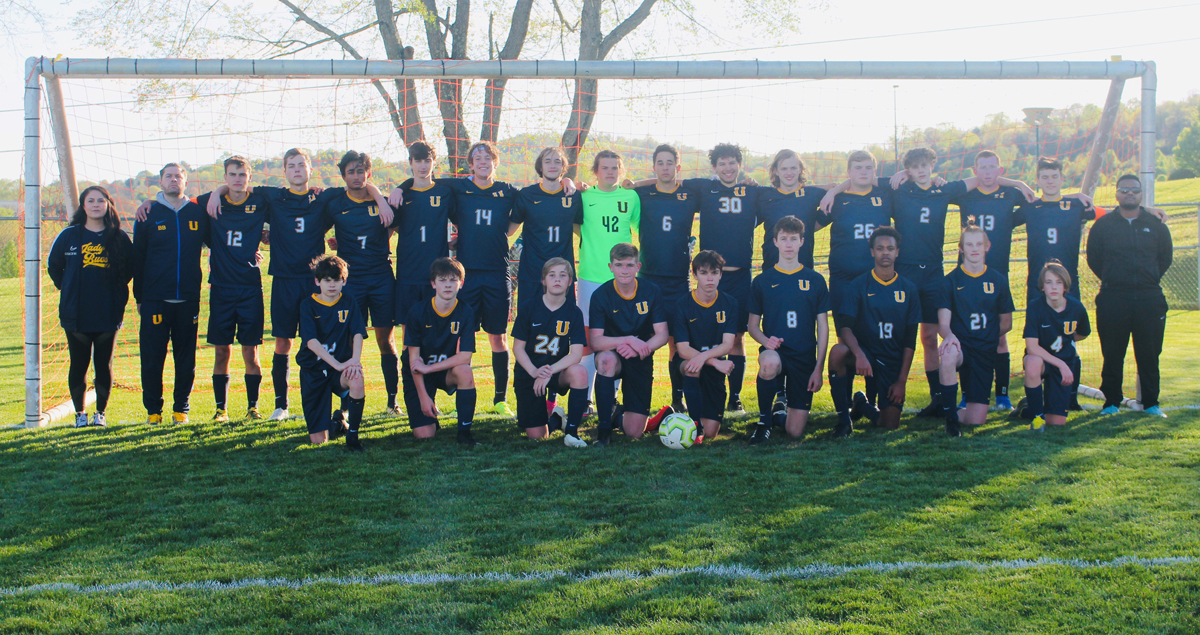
[
  {"x1": 1096, "y1": 289, "x2": 1167, "y2": 408},
  {"x1": 139, "y1": 300, "x2": 200, "y2": 415},
  {"x1": 65, "y1": 330, "x2": 116, "y2": 413}
]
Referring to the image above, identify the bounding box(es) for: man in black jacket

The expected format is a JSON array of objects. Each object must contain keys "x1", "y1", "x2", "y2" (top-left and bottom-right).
[{"x1": 1085, "y1": 175, "x2": 1173, "y2": 417}]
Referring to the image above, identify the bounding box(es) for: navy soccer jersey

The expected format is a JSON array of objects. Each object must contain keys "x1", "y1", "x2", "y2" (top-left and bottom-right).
[
  {"x1": 683, "y1": 178, "x2": 763, "y2": 269},
  {"x1": 891, "y1": 180, "x2": 969, "y2": 266},
  {"x1": 749, "y1": 265, "x2": 831, "y2": 360},
  {"x1": 672, "y1": 291, "x2": 738, "y2": 353},
  {"x1": 510, "y1": 183, "x2": 581, "y2": 282},
  {"x1": 197, "y1": 192, "x2": 269, "y2": 288},
  {"x1": 404, "y1": 298, "x2": 477, "y2": 365},
  {"x1": 511, "y1": 298, "x2": 587, "y2": 369},
  {"x1": 756, "y1": 185, "x2": 827, "y2": 269},
  {"x1": 943, "y1": 265, "x2": 1015, "y2": 352},
  {"x1": 1019, "y1": 197, "x2": 1096, "y2": 291},
  {"x1": 588, "y1": 279, "x2": 667, "y2": 341},
  {"x1": 256, "y1": 186, "x2": 339, "y2": 278},
  {"x1": 393, "y1": 182, "x2": 454, "y2": 284},
  {"x1": 955, "y1": 185, "x2": 1026, "y2": 273},
  {"x1": 323, "y1": 192, "x2": 392, "y2": 276},
  {"x1": 842, "y1": 270, "x2": 922, "y2": 362},
  {"x1": 1023, "y1": 296, "x2": 1091, "y2": 362},
  {"x1": 634, "y1": 183, "x2": 699, "y2": 278},
  {"x1": 296, "y1": 292, "x2": 367, "y2": 370},
  {"x1": 826, "y1": 186, "x2": 895, "y2": 274},
  {"x1": 441, "y1": 177, "x2": 519, "y2": 271}
]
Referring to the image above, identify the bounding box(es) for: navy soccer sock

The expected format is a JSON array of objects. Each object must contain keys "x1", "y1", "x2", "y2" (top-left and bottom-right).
[
  {"x1": 756, "y1": 375, "x2": 775, "y2": 425},
  {"x1": 566, "y1": 387, "x2": 588, "y2": 437},
  {"x1": 456, "y1": 387, "x2": 477, "y2": 432},
  {"x1": 245, "y1": 374, "x2": 262, "y2": 410},
  {"x1": 213, "y1": 374, "x2": 230, "y2": 411},
  {"x1": 594, "y1": 374, "x2": 618, "y2": 439},
  {"x1": 942, "y1": 383, "x2": 959, "y2": 423},
  {"x1": 272, "y1": 353, "x2": 289, "y2": 410},
  {"x1": 669, "y1": 354, "x2": 685, "y2": 407},
  {"x1": 728, "y1": 354, "x2": 746, "y2": 399},
  {"x1": 830, "y1": 372, "x2": 852, "y2": 425},
  {"x1": 380, "y1": 353, "x2": 399, "y2": 409},
  {"x1": 995, "y1": 353, "x2": 1011, "y2": 398},
  {"x1": 1026, "y1": 384, "x2": 1045, "y2": 419},
  {"x1": 926, "y1": 369, "x2": 941, "y2": 405},
  {"x1": 492, "y1": 351, "x2": 509, "y2": 404}
]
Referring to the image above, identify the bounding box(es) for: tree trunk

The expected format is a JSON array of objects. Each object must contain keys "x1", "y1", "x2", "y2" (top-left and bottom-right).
[
  {"x1": 422, "y1": 0, "x2": 472, "y2": 174},
  {"x1": 481, "y1": 0, "x2": 534, "y2": 143},
  {"x1": 373, "y1": 0, "x2": 424, "y2": 144}
]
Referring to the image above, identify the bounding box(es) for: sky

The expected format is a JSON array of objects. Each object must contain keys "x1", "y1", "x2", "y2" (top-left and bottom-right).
[{"x1": 1, "y1": 0, "x2": 1197, "y2": 183}]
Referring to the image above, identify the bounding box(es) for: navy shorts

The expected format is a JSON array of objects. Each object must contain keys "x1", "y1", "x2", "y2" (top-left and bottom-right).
[
  {"x1": 829, "y1": 267, "x2": 870, "y2": 327},
  {"x1": 640, "y1": 273, "x2": 690, "y2": 326},
  {"x1": 858, "y1": 346, "x2": 904, "y2": 409},
  {"x1": 896, "y1": 262, "x2": 946, "y2": 324},
  {"x1": 460, "y1": 269, "x2": 511, "y2": 335},
  {"x1": 1041, "y1": 356, "x2": 1081, "y2": 417},
  {"x1": 207, "y1": 285, "x2": 264, "y2": 346},
  {"x1": 959, "y1": 345, "x2": 996, "y2": 405},
  {"x1": 401, "y1": 354, "x2": 456, "y2": 429},
  {"x1": 716, "y1": 268, "x2": 751, "y2": 333},
  {"x1": 345, "y1": 269, "x2": 395, "y2": 328},
  {"x1": 271, "y1": 276, "x2": 318, "y2": 339},
  {"x1": 394, "y1": 281, "x2": 435, "y2": 327},
  {"x1": 778, "y1": 352, "x2": 815, "y2": 411},
  {"x1": 692, "y1": 365, "x2": 727, "y2": 423},
  {"x1": 299, "y1": 365, "x2": 350, "y2": 434},
  {"x1": 514, "y1": 368, "x2": 572, "y2": 429},
  {"x1": 612, "y1": 356, "x2": 654, "y2": 416},
  {"x1": 516, "y1": 278, "x2": 576, "y2": 312}
]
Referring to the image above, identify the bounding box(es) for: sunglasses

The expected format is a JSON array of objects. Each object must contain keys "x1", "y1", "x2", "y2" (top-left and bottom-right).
[{"x1": 1116, "y1": 187, "x2": 1142, "y2": 194}]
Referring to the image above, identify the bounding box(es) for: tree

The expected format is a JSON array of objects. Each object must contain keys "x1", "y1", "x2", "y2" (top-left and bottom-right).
[{"x1": 1174, "y1": 126, "x2": 1200, "y2": 176}]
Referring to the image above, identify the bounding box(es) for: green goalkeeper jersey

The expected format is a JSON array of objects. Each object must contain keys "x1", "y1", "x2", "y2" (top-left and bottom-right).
[{"x1": 576, "y1": 187, "x2": 641, "y2": 283}]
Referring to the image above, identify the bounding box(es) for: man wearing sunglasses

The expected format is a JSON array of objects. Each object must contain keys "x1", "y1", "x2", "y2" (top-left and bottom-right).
[{"x1": 1085, "y1": 175, "x2": 1173, "y2": 418}]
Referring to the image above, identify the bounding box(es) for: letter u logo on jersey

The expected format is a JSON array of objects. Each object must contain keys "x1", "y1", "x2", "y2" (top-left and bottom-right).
[
  {"x1": 617, "y1": 202, "x2": 629, "y2": 214},
  {"x1": 368, "y1": 205, "x2": 379, "y2": 216},
  {"x1": 894, "y1": 291, "x2": 906, "y2": 303},
  {"x1": 733, "y1": 186, "x2": 746, "y2": 197},
  {"x1": 451, "y1": 321, "x2": 460, "y2": 334},
  {"x1": 1063, "y1": 321, "x2": 1077, "y2": 335},
  {"x1": 556, "y1": 321, "x2": 570, "y2": 336},
  {"x1": 493, "y1": 190, "x2": 504, "y2": 198},
  {"x1": 188, "y1": 221, "x2": 198, "y2": 231},
  {"x1": 636, "y1": 301, "x2": 648, "y2": 315},
  {"x1": 1059, "y1": 201, "x2": 1071, "y2": 211},
  {"x1": 871, "y1": 197, "x2": 883, "y2": 207},
  {"x1": 798, "y1": 279, "x2": 810, "y2": 291},
  {"x1": 338, "y1": 310, "x2": 348, "y2": 323},
  {"x1": 430, "y1": 196, "x2": 441, "y2": 207},
  {"x1": 983, "y1": 282, "x2": 995, "y2": 294},
  {"x1": 152, "y1": 314, "x2": 163, "y2": 325},
  {"x1": 561, "y1": 198, "x2": 573, "y2": 208},
  {"x1": 716, "y1": 311, "x2": 726, "y2": 323},
  {"x1": 677, "y1": 193, "x2": 688, "y2": 201},
  {"x1": 246, "y1": 205, "x2": 256, "y2": 214}
]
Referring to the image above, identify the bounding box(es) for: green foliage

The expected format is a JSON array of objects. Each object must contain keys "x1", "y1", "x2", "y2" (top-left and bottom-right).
[
  {"x1": 1169, "y1": 168, "x2": 1197, "y2": 181},
  {"x1": 1173, "y1": 127, "x2": 1200, "y2": 176},
  {"x1": 0, "y1": 241, "x2": 18, "y2": 279}
]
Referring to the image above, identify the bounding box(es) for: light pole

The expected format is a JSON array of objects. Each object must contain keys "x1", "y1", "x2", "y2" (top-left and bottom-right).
[
  {"x1": 893, "y1": 85, "x2": 900, "y2": 167},
  {"x1": 1022, "y1": 107, "x2": 1054, "y2": 160}
]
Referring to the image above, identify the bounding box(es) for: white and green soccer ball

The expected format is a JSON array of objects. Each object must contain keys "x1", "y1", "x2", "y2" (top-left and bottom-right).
[{"x1": 659, "y1": 412, "x2": 698, "y2": 449}]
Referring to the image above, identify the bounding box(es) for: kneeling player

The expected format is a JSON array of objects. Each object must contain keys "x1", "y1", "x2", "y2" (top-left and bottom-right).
[
  {"x1": 297, "y1": 256, "x2": 367, "y2": 450},
  {"x1": 674, "y1": 250, "x2": 738, "y2": 443},
  {"x1": 937, "y1": 225, "x2": 1014, "y2": 435},
  {"x1": 511, "y1": 257, "x2": 589, "y2": 445},
  {"x1": 828, "y1": 226, "x2": 920, "y2": 433},
  {"x1": 589, "y1": 243, "x2": 670, "y2": 446},
  {"x1": 748, "y1": 216, "x2": 830, "y2": 443},
  {"x1": 403, "y1": 258, "x2": 480, "y2": 446},
  {"x1": 1021, "y1": 261, "x2": 1090, "y2": 430}
]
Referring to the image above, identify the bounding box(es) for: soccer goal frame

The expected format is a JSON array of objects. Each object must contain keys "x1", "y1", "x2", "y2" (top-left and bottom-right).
[{"x1": 22, "y1": 56, "x2": 1160, "y2": 427}]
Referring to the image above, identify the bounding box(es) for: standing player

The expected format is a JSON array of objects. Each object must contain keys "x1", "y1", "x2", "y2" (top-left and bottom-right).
[
  {"x1": 827, "y1": 226, "x2": 920, "y2": 434},
  {"x1": 511, "y1": 258, "x2": 589, "y2": 445},
  {"x1": 819, "y1": 151, "x2": 896, "y2": 320},
  {"x1": 508, "y1": 146, "x2": 582, "y2": 309},
  {"x1": 297, "y1": 255, "x2": 367, "y2": 450},
  {"x1": 195, "y1": 156, "x2": 271, "y2": 422},
  {"x1": 588, "y1": 243, "x2": 669, "y2": 446},
  {"x1": 755, "y1": 149, "x2": 827, "y2": 271},
  {"x1": 937, "y1": 225, "x2": 1014, "y2": 436},
  {"x1": 1018, "y1": 157, "x2": 1096, "y2": 304},
  {"x1": 673, "y1": 250, "x2": 737, "y2": 443},
  {"x1": 403, "y1": 258, "x2": 479, "y2": 445},
  {"x1": 747, "y1": 216, "x2": 830, "y2": 443},
  {"x1": 132, "y1": 163, "x2": 208, "y2": 424},
  {"x1": 1020, "y1": 261, "x2": 1090, "y2": 431}
]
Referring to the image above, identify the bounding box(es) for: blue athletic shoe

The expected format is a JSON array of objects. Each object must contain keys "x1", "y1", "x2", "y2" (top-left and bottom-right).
[
  {"x1": 957, "y1": 399, "x2": 967, "y2": 410},
  {"x1": 1144, "y1": 405, "x2": 1167, "y2": 418},
  {"x1": 995, "y1": 395, "x2": 1014, "y2": 411},
  {"x1": 1100, "y1": 406, "x2": 1119, "y2": 416}
]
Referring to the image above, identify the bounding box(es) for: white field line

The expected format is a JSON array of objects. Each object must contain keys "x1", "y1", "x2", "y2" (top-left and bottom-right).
[{"x1": 3, "y1": 556, "x2": 1197, "y2": 596}]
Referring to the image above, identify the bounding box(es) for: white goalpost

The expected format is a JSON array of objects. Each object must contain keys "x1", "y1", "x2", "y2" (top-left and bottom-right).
[{"x1": 22, "y1": 56, "x2": 1162, "y2": 427}]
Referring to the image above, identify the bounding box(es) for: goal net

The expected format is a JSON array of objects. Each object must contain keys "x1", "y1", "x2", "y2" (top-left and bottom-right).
[{"x1": 19, "y1": 58, "x2": 1197, "y2": 425}]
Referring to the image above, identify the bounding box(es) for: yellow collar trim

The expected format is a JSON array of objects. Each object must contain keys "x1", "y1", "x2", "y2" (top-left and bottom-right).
[
  {"x1": 962, "y1": 265, "x2": 988, "y2": 278},
  {"x1": 410, "y1": 183, "x2": 435, "y2": 192},
  {"x1": 774, "y1": 264, "x2": 804, "y2": 274},
  {"x1": 1041, "y1": 194, "x2": 1063, "y2": 202},
  {"x1": 872, "y1": 270, "x2": 898, "y2": 285},
  {"x1": 615, "y1": 279, "x2": 638, "y2": 301},
  {"x1": 655, "y1": 182, "x2": 679, "y2": 194},
  {"x1": 288, "y1": 187, "x2": 310, "y2": 196},
  {"x1": 433, "y1": 298, "x2": 458, "y2": 318},
  {"x1": 692, "y1": 290, "x2": 718, "y2": 308},
  {"x1": 224, "y1": 193, "x2": 250, "y2": 205},
  {"x1": 471, "y1": 177, "x2": 495, "y2": 190},
  {"x1": 844, "y1": 188, "x2": 872, "y2": 196},
  {"x1": 312, "y1": 292, "x2": 340, "y2": 307},
  {"x1": 975, "y1": 185, "x2": 999, "y2": 195},
  {"x1": 777, "y1": 185, "x2": 801, "y2": 195},
  {"x1": 347, "y1": 193, "x2": 372, "y2": 204},
  {"x1": 539, "y1": 182, "x2": 563, "y2": 195}
]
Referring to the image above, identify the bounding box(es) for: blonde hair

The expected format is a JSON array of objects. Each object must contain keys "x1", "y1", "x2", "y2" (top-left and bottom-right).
[
  {"x1": 1038, "y1": 260, "x2": 1072, "y2": 292},
  {"x1": 959, "y1": 224, "x2": 990, "y2": 249},
  {"x1": 846, "y1": 150, "x2": 877, "y2": 170},
  {"x1": 768, "y1": 149, "x2": 808, "y2": 188},
  {"x1": 591, "y1": 149, "x2": 624, "y2": 176},
  {"x1": 534, "y1": 147, "x2": 568, "y2": 178},
  {"x1": 467, "y1": 140, "x2": 499, "y2": 162}
]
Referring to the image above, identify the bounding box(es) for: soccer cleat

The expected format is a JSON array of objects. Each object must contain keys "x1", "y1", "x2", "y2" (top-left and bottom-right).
[
  {"x1": 727, "y1": 395, "x2": 745, "y2": 414},
  {"x1": 670, "y1": 400, "x2": 687, "y2": 417},
  {"x1": 995, "y1": 395, "x2": 1014, "y2": 411},
  {"x1": 212, "y1": 409, "x2": 230, "y2": 423},
  {"x1": 246, "y1": 407, "x2": 263, "y2": 420},
  {"x1": 1100, "y1": 405, "x2": 1119, "y2": 416},
  {"x1": 694, "y1": 430, "x2": 705, "y2": 445},
  {"x1": 644, "y1": 405, "x2": 674, "y2": 433},
  {"x1": 945, "y1": 419, "x2": 962, "y2": 437},
  {"x1": 1068, "y1": 396, "x2": 1083, "y2": 411},
  {"x1": 172, "y1": 412, "x2": 189, "y2": 424},
  {"x1": 1144, "y1": 405, "x2": 1167, "y2": 418},
  {"x1": 74, "y1": 413, "x2": 89, "y2": 428},
  {"x1": 850, "y1": 391, "x2": 867, "y2": 422},
  {"x1": 771, "y1": 398, "x2": 787, "y2": 429},
  {"x1": 385, "y1": 405, "x2": 405, "y2": 417},
  {"x1": 457, "y1": 430, "x2": 479, "y2": 447},
  {"x1": 749, "y1": 423, "x2": 770, "y2": 445},
  {"x1": 833, "y1": 419, "x2": 853, "y2": 439},
  {"x1": 345, "y1": 433, "x2": 365, "y2": 452},
  {"x1": 563, "y1": 433, "x2": 588, "y2": 448},
  {"x1": 593, "y1": 437, "x2": 611, "y2": 447},
  {"x1": 548, "y1": 406, "x2": 565, "y2": 433},
  {"x1": 583, "y1": 400, "x2": 596, "y2": 418},
  {"x1": 609, "y1": 403, "x2": 626, "y2": 434},
  {"x1": 1009, "y1": 397, "x2": 1030, "y2": 419},
  {"x1": 92, "y1": 413, "x2": 107, "y2": 428},
  {"x1": 146, "y1": 413, "x2": 163, "y2": 425},
  {"x1": 957, "y1": 399, "x2": 968, "y2": 410},
  {"x1": 916, "y1": 398, "x2": 942, "y2": 418},
  {"x1": 267, "y1": 408, "x2": 290, "y2": 421},
  {"x1": 332, "y1": 409, "x2": 348, "y2": 429},
  {"x1": 1030, "y1": 416, "x2": 1046, "y2": 433},
  {"x1": 492, "y1": 402, "x2": 515, "y2": 417}
]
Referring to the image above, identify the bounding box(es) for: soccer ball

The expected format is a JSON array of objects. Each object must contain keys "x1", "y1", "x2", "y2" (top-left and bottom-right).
[{"x1": 659, "y1": 413, "x2": 698, "y2": 449}]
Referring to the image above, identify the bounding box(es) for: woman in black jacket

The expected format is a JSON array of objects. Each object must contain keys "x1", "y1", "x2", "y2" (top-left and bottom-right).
[{"x1": 47, "y1": 186, "x2": 133, "y2": 427}]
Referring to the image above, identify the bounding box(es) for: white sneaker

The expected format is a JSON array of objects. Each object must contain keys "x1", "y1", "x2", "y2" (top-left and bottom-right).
[
  {"x1": 74, "y1": 412, "x2": 88, "y2": 428},
  {"x1": 267, "y1": 408, "x2": 290, "y2": 421},
  {"x1": 91, "y1": 412, "x2": 107, "y2": 427},
  {"x1": 563, "y1": 433, "x2": 588, "y2": 448}
]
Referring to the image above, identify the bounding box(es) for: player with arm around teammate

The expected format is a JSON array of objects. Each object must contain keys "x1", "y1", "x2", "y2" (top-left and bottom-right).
[
  {"x1": 1020, "y1": 261, "x2": 1090, "y2": 431},
  {"x1": 827, "y1": 226, "x2": 921, "y2": 434},
  {"x1": 508, "y1": 147, "x2": 582, "y2": 310},
  {"x1": 511, "y1": 258, "x2": 589, "y2": 445},
  {"x1": 747, "y1": 216, "x2": 830, "y2": 443},
  {"x1": 403, "y1": 258, "x2": 480, "y2": 446},
  {"x1": 936, "y1": 225, "x2": 1014, "y2": 436},
  {"x1": 673, "y1": 250, "x2": 738, "y2": 444}
]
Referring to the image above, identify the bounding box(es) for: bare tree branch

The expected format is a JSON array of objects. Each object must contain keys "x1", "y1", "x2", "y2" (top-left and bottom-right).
[
  {"x1": 481, "y1": 0, "x2": 534, "y2": 142},
  {"x1": 551, "y1": 0, "x2": 578, "y2": 32},
  {"x1": 599, "y1": 0, "x2": 658, "y2": 59}
]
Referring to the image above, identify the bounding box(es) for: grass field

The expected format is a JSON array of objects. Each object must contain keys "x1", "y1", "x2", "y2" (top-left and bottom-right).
[{"x1": 0, "y1": 184, "x2": 1198, "y2": 632}]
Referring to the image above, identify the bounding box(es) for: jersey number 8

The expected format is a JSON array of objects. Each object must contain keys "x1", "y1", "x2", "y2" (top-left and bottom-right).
[
  {"x1": 533, "y1": 335, "x2": 561, "y2": 356},
  {"x1": 786, "y1": 311, "x2": 797, "y2": 328}
]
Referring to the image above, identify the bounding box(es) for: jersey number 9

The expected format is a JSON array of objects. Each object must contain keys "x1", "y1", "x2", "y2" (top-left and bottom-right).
[{"x1": 1047, "y1": 227, "x2": 1057, "y2": 244}]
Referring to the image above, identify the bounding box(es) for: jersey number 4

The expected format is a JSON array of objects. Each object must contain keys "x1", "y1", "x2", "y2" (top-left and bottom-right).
[{"x1": 533, "y1": 335, "x2": 561, "y2": 356}]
